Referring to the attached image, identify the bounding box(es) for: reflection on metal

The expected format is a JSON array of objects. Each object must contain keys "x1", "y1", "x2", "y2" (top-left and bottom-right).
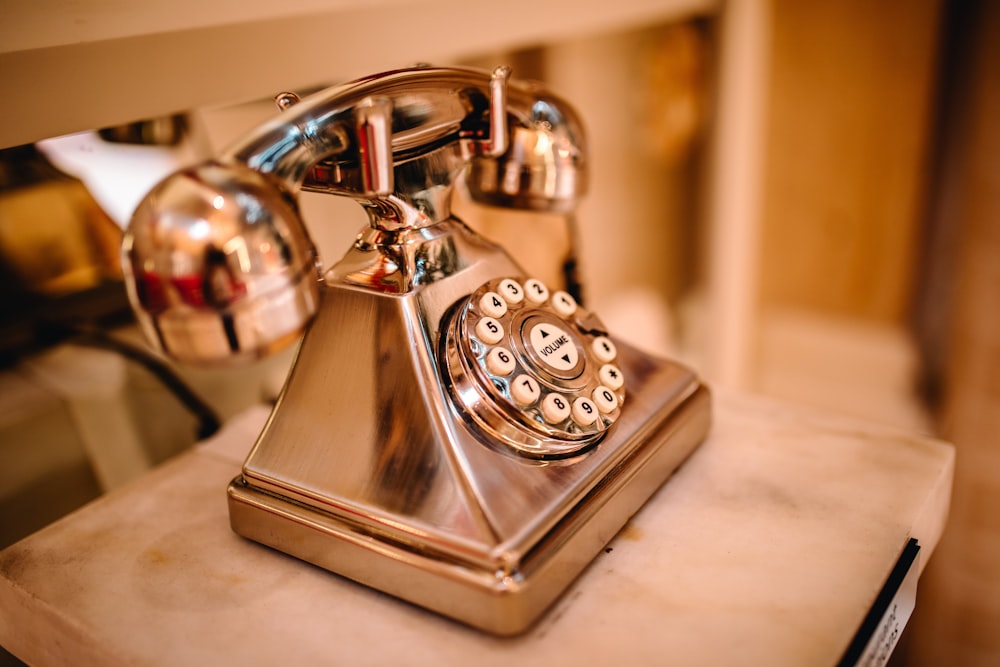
[
  {"x1": 122, "y1": 65, "x2": 711, "y2": 635},
  {"x1": 122, "y1": 162, "x2": 319, "y2": 364}
]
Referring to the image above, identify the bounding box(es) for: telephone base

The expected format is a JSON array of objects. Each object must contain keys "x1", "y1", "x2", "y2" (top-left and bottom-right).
[{"x1": 227, "y1": 353, "x2": 710, "y2": 636}]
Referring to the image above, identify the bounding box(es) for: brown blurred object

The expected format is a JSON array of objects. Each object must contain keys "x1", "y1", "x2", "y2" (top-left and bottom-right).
[
  {"x1": 97, "y1": 114, "x2": 187, "y2": 146},
  {"x1": 636, "y1": 21, "x2": 707, "y2": 166},
  {"x1": 899, "y1": 1, "x2": 1000, "y2": 665},
  {"x1": 0, "y1": 144, "x2": 128, "y2": 365},
  {"x1": 0, "y1": 144, "x2": 123, "y2": 296}
]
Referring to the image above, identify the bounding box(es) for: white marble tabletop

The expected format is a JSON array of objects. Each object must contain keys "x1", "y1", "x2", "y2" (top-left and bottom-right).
[{"x1": 0, "y1": 391, "x2": 953, "y2": 666}]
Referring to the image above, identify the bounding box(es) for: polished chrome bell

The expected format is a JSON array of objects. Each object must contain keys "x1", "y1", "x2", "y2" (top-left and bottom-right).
[{"x1": 121, "y1": 161, "x2": 319, "y2": 364}]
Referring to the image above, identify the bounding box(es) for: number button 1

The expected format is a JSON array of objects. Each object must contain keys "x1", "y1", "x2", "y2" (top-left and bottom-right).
[{"x1": 551, "y1": 290, "x2": 577, "y2": 317}]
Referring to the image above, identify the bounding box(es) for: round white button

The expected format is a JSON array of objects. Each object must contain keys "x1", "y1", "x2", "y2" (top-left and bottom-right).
[
  {"x1": 541, "y1": 393, "x2": 571, "y2": 423},
  {"x1": 510, "y1": 374, "x2": 541, "y2": 406},
  {"x1": 475, "y1": 316, "x2": 504, "y2": 345},
  {"x1": 572, "y1": 397, "x2": 599, "y2": 425},
  {"x1": 599, "y1": 363, "x2": 624, "y2": 390},
  {"x1": 479, "y1": 291, "x2": 508, "y2": 318},
  {"x1": 551, "y1": 290, "x2": 577, "y2": 317},
  {"x1": 498, "y1": 279, "x2": 524, "y2": 304},
  {"x1": 592, "y1": 386, "x2": 619, "y2": 413},
  {"x1": 592, "y1": 336, "x2": 617, "y2": 362},
  {"x1": 529, "y1": 323, "x2": 579, "y2": 371},
  {"x1": 485, "y1": 347, "x2": 516, "y2": 376},
  {"x1": 524, "y1": 279, "x2": 550, "y2": 304}
]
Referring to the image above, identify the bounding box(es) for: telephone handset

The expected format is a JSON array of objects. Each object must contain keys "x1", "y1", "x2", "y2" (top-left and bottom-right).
[{"x1": 122, "y1": 65, "x2": 710, "y2": 635}]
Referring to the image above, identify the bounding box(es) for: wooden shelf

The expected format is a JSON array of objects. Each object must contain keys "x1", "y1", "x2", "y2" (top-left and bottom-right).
[
  {"x1": 0, "y1": 0, "x2": 712, "y2": 149},
  {"x1": 0, "y1": 393, "x2": 954, "y2": 664}
]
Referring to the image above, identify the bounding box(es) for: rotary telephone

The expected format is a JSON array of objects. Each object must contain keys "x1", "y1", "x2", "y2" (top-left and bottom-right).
[{"x1": 122, "y1": 65, "x2": 710, "y2": 635}]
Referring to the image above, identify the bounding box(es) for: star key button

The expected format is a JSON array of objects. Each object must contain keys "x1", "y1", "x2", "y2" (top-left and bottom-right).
[{"x1": 599, "y1": 363, "x2": 624, "y2": 390}]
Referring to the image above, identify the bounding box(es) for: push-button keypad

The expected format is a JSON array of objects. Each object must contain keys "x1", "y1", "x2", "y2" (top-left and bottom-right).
[{"x1": 445, "y1": 276, "x2": 626, "y2": 456}]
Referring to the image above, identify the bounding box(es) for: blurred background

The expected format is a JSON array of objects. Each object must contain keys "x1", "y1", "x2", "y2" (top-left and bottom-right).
[{"x1": 0, "y1": 0, "x2": 996, "y2": 663}]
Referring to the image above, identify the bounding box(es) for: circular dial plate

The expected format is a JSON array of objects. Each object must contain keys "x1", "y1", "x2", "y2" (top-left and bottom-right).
[{"x1": 444, "y1": 276, "x2": 626, "y2": 457}]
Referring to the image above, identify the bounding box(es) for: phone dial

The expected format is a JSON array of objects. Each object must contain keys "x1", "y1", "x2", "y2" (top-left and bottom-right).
[{"x1": 122, "y1": 65, "x2": 710, "y2": 635}]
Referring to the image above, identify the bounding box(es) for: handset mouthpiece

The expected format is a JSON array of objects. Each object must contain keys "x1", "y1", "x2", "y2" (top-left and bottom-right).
[{"x1": 121, "y1": 162, "x2": 319, "y2": 364}]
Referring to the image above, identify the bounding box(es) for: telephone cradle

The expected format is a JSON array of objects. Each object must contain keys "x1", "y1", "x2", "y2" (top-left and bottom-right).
[{"x1": 121, "y1": 65, "x2": 711, "y2": 635}]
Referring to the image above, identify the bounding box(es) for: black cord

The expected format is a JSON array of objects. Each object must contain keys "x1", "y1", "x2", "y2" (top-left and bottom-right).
[{"x1": 66, "y1": 325, "x2": 222, "y2": 440}]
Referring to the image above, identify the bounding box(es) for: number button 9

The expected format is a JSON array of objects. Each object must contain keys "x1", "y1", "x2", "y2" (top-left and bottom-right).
[{"x1": 572, "y1": 397, "x2": 599, "y2": 425}]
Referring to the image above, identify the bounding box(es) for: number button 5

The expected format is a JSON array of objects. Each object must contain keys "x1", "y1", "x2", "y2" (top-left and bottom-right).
[{"x1": 475, "y1": 316, "x2": 504, "y2": 345}]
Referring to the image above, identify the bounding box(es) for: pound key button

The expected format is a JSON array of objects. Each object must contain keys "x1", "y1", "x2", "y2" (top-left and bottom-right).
[{"x1": 592, "y1": 336, "x2": 617, "y2": 362}]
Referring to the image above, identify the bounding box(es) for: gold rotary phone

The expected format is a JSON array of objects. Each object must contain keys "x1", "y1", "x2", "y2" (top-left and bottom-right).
[{"x1": 121, "y1": 65, "x2": 711, "y2": 635}]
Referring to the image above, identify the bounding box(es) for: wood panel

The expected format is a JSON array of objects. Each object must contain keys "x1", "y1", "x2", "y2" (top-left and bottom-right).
[
  {"x1": 902, "y1": 1, "x2": 1000, "y2": 663},
  {"x1": 759, "y1": 0, "x2": 942, "y2": 322}
]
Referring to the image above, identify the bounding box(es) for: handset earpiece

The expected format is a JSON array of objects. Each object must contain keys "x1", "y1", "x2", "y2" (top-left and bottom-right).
[{"x1": 466, "y1": 85, "x2": 587, "y2": 213}]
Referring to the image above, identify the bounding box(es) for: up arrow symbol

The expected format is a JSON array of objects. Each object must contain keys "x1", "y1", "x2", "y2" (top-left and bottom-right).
[
  {"x1": 561, "y1": 354, "x2": 570, "y2": 364},
  {"x1": 541, "y1": 329, "x2": 550, "y2": 338}
]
